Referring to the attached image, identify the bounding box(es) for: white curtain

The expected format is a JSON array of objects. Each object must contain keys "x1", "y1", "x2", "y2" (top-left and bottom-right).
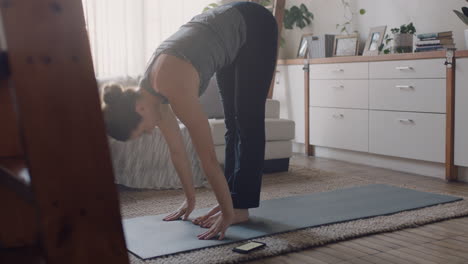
[{"x1": 82, "y1": 0, "x2": 213, "y2": 78}]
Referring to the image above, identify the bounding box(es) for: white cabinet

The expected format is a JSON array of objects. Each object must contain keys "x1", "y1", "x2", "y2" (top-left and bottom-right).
[
  {"x1": 369, "y1": 79, "x2": 446, "y2": 113},
  {"x1": 309, "y1": 62, "x2": 369, "y2": 152},
  {"x1": 455, "y1": 58, "x2": 468, "y2": 166},
  {"x1": 310, "y1": 80, "x2": 368, "y2": 109},
  {"x1": 310, "y1": 62, "x2": 368, "y2": 80},
  {"x1": 310, "y1": 107, "x2": 368, "y2": 152},
  {"x1": 309, "y1": 58, "x2": 447, "y2": 164},
  {"x1": 273, "y1": 65, "x2": 305, "y2": 144},
  {"x1": 370, "y1": 59, "x2": 446, "y2": 79},
  {"x1": 369, "y1": 111, "x2": 445, "y2": 163}
]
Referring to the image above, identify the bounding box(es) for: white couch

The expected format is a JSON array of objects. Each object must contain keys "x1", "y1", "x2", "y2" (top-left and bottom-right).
[
  {"x1": 208, "y1": 99, "x2": 295, "y2": 173},
  {"x1": 98, "y1": 76, "x2": 295, "y2": 189}
]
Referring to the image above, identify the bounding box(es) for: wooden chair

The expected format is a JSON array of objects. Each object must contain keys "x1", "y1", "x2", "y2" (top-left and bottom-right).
[{"x1": 0, "y1": 1, "x2": 128, "y2": 263}]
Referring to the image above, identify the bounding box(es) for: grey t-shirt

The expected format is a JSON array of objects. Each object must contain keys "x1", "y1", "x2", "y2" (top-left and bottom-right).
[{"x1": 140, "y1": 4, "x2": 247, "y2": 103}]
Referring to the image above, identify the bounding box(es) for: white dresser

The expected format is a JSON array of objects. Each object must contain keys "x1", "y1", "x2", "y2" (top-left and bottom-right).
[{"x1": 309, "y1": 57, "x2": 447, "y2": 164}]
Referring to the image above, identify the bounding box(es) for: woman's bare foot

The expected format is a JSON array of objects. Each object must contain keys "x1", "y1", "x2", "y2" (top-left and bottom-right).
[{"x1": 200, "y1": 209, "x2": 249, "y2": 228}]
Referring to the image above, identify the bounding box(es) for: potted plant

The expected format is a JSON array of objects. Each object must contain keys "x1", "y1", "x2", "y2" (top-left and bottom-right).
[
  {"x1": 390, "y1": 22, "x2": 416, "y2": 53},
  {"x1": 453, "y1": 0, "x2": 468, "y2": 49}
]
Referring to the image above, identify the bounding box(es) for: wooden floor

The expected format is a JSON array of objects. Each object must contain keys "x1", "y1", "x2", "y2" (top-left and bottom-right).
[{"x1": 249, "y1": 155, "x2": 468, "y2": 264}]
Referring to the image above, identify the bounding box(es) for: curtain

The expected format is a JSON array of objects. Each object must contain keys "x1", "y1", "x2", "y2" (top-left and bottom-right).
[{"x1": 82, "y1": 0, "x2": 213, "y2": 78}]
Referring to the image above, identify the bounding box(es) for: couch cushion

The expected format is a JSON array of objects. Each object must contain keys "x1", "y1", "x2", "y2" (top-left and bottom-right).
[
  {"x1": 215, "y1": 140, "x2": 292, "y2": 164},
  {"x1": 209, "y1": 118, "x2": 295, "y2": 146},
  {"x1": 265, "y1": 99, "x2": 280, "y2": 119},
  {"x1": 199, "y1": 76, "x2": 225, "y2": 119},
  {"x1": 199, "y1": 75, "x2": 280, "y2": 120}
]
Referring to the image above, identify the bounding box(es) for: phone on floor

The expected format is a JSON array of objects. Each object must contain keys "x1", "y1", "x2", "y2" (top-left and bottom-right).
[{"x1": 232, "y1": 241, "x2": 266, "y2": 254}]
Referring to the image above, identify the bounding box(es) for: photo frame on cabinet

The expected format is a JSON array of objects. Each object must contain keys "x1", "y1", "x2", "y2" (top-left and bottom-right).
[
  {"x1": 363, "y1": 26, "x2": 387, "y2": 56},
  {"x1": 297, "y1": 33, "x2": 314, "y2": 58},
  {"x1": 333, "y1": 34, "x2": 359, "y2": 57}
]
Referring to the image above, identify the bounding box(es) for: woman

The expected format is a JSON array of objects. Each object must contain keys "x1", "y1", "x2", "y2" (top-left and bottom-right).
[{"x1": 102, "y1": 1, "x2": 278, "y2": 240}]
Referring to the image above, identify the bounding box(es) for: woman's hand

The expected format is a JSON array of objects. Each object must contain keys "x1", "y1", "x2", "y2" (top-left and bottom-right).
[
  {"x1": 197, "y1": 211, "x2": 233, "y2": 240},
  {"x1": 163, "y1": 198, "x2": 195, "y2": 221}
]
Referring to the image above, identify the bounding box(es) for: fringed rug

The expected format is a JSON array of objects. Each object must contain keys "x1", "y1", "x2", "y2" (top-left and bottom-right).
[{"x1": 118, "y1": 164, "x2": 468, "y2": 264}]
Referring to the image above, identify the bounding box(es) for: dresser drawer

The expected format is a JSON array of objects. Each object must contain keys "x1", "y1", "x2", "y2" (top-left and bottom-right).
[
  {"x1": 369, "y1": 111, "x2": 445, "y2": 163},
  {"x1": 310, "y1": 62, "x2": 368, "y2": 80},
  {"x1": 369, "y1": 79, "x2": 446, "y2": 113},
  {"x1": 370, "y1": 59, "x2": 445, "y2": 79},
  {"x1": 310, "y1": 80, "x2": 368, "y2": 109},
  {"x1": 310, "y1": 107, "x2": 368, "y2": 152}
]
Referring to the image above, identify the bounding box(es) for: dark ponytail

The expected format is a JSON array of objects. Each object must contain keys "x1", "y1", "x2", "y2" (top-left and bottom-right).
[{"x1": 102, "y1": 84, "x2": 142, "y2": 141}]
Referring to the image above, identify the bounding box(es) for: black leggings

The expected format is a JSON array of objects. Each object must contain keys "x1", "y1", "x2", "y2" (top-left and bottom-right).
[{"x1": 216, "y1": 2, "x2": 278, "y2": 209}]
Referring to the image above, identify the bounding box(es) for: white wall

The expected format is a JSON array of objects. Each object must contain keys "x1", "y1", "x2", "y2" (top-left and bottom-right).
[
  {"x1": 281, "y1": 0, "x2": 467, "y2": 59},
  {"x1": 354, "y1": 0, "x2": 466, "y2": 51}
]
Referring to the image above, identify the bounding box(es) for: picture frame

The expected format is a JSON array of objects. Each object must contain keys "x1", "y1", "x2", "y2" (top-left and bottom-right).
[
  {"x1": 363, "y1": 26, "x2": 387, "y2": 56},
  {"x1": 333, "y1": 34, "x2": 359, "y2": 57},
  {"x1": 297, "y1": 33, "x2": 314, "y2": 58}
]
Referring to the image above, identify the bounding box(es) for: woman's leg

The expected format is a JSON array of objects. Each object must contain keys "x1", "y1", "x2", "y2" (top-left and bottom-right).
[
  {"x1": 230, "y1": 3, "x2": 278, "y2": 209},
  {"x1": 195, "y1": 4, "x2": 278, "y2": 227},
  {"x1": 216, "y1": 64, "x2": 237, "y2": 190}
]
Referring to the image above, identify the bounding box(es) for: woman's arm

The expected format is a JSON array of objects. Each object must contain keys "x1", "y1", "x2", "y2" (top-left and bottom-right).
[
  {"x1": 169, "y1": 91, "x2": 234, "y2": 239},
  {"x1": 152, "y1": 54, "x2": 234, "y2": 239},
  {"x1": 157, "y1": 104, "x2": 196, "y2": 220}
]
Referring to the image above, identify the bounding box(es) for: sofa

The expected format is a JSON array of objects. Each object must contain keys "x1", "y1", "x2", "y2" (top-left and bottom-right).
[{"x1": 98, "y1": 76, "x2": 295, "y2": 189}]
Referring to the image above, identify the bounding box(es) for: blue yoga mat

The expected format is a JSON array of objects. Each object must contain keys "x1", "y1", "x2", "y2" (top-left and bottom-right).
[{"x1": 123, "y1": 184, "x2": 462, "y2": 260}]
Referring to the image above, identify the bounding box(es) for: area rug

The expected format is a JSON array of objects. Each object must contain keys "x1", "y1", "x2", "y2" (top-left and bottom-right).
[{"x1": 118, "y1": 164, "x2": 468, "y2": 264}]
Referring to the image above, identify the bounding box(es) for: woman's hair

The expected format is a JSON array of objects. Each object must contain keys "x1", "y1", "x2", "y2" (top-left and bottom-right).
[{"x1": 102, "y1": 83, "x2": 142, "y2": 141}]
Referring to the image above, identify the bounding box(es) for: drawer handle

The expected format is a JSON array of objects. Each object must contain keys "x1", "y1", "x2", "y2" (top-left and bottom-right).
[
  {"x1": 396, "y1": 85, "x2": 414, "y2": 90},
  {"x1": 398, "y1": 119, "x2": 414, "y2": 124},
  {"x1": 331, "y1": 69, "x2": 344, "y2": 73},
  {"x1": 395, "y1": 66, "x2": 414, "y2": 71},
  {"x1": 332, "y1": 85, "x2": 345, "y2": 89},
  {"x1": 333, "y1": 114, "x2": 344, "y2": 119}
]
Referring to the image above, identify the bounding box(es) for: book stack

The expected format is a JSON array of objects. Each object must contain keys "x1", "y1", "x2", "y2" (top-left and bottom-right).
[{"x1": 415, "y1": 31, "x2": 455, "y2": 52}]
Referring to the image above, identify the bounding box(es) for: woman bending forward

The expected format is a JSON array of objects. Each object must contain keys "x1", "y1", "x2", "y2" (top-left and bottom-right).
[{"x1": 103, "y1": 2, "x2": 278, "y2": 240}]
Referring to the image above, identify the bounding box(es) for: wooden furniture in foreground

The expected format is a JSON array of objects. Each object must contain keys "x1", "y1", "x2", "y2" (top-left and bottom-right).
[{"x1": 0, "y1": 1, "x2": 129, "y2": 263}]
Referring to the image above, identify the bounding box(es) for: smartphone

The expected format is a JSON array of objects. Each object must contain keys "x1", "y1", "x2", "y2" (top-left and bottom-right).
[{"x1": 232, "y1": 241, "x2": 266, "y2": 254}]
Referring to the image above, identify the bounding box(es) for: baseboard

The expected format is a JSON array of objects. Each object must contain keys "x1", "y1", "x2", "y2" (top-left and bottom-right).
[
  {"x1": 458, "y1": 167, "x2": 468, "y2": 182},
  {"x1": 314, "y1": 146, "x2": 448, "y2": 179},
  {"x1": 263, "y1": 158, "x2": 290, "y2": 173},
  {"x1": 292, "y1": 142, "x2": 305, "y2": 154},
  {"x1": 291, "y1": 143, "x2": 468, "y2": 182}
]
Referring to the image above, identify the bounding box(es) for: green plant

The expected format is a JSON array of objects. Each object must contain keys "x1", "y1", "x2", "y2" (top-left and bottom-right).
[
  {"x1": 389, "y1": 22, "x2": 416, "y2": 35},
  {"x1": 378, "y1": 34, "x2": 393, "y2": 54},
  {"x1": 453, "y1": 1, "x2": 468, "y2": 26},
  {"x1": 203, "y1": 3, "x2": 219, "y2": 12},
  {"x1": 378, "y1": 22, "x2": 417, "y2": 54},
  {"x1": 283, "y1": 4, "x2": 314, "y2": 30},
  {"x1": 336, "y1": 0, "x2": 366, "y2": 34}
]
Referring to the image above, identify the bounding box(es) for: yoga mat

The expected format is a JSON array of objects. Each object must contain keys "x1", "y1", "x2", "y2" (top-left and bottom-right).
[{"x1": 123, "y1": 184, "x2": 462, "y2": 260}]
